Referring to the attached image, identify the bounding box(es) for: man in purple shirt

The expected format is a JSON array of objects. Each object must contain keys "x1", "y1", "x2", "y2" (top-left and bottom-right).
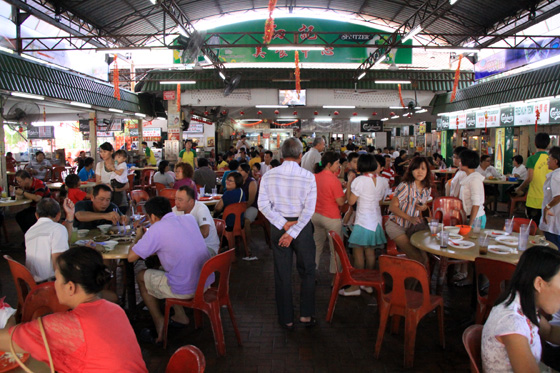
[{"x1": 128, "y1": 196, "x2": 213, "y2": 343}]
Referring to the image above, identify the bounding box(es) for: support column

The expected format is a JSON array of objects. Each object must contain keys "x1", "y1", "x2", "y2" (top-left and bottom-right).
[
  {"x1": 89, "y1": 112, "x2": 97, "y2": 161},
  {"x1": 0, "y1": 112, "x2": 7, "y2": 193},
  {"x1": 138, "y1": 119, "x2": 143, "y2": 146},
  {"x1": 504, "y1": 126, "x2": 514, "y2": 175}
]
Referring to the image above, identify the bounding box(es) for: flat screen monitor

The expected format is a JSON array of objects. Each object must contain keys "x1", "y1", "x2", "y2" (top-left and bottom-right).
[{"x1": 278, "y1": 89, "x2": 306, "y2": 106}]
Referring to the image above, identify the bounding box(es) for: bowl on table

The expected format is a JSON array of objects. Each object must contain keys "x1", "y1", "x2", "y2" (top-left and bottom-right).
[
  {"x1": 103, "y1": 240, "x2": 119, "y2": 251},
  {"x1": 97, "y1": 224, "x2": 112, "y2": 234},
  {"x1": 456, "y1": 225, "x2": 471, "y2": 236},
  {"x1": 77, "y1": 229, "x2": 89, "y2": 238},
  {"x1": 443, "y1": 226, "x2": 460, "y2": 235}
]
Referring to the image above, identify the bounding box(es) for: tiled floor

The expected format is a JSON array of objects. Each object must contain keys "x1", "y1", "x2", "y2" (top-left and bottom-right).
[{"x1": 0, "y1": 204, "x2": 514, "y2": 372}]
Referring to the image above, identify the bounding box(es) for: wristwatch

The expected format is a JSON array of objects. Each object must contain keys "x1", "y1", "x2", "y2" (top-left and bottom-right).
[{"x1": 546, "y1": 204, "x2": 552, "y2": 210}]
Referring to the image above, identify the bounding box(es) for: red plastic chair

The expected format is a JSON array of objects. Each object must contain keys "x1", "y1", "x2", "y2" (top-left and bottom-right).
[
  {"x1": 462, "y1": 324, "x2": 483, "y2": 373},
  {"x1": 213, "y1": 218, "x2": 225, "y2": 244},
  {"x1": 222, "y1": 202, "x2": 249, "y2": 257},
  {"x1": 135, "y1": 169, "x2": 155, "y2": 195},
  {"x1": 166, "y1": 345, "x2": 206, "y2": 373},
  {"x1": 509, "y1": 195, "x2": 527, "y2": 215},
  {"x1": 382, "y1": 216, "x2": 405, "y2": 257},
  {"x1": 154, "y1": 182, "x2": 166, "y2": 195},
  {"x1": 160, "y1": 188, "x2": 177, "y2": 207},
  {"x1": 326, "y1": 231, "x2": 383, "y2": 323},
  {"x1": 374, "y1": 255, "x2": 445, "y2": 368},
  {"x1": 474, "y1": 257, "x2": 516, "y2": 324},
  {"x1": 21, "y1": 282, "x2": 70, "y2": 322},
  {"x1": 126, "y1": 173, "x2": 135, "y2": 200},
  {"x1": 4, "y1": 255, "x2": 37, "y2": 322},
  {"x1": 511, "y1": 217, "x2": 538, "y2": 235},
  {"x1": 131, "y1": 190, "x2": 149, "y2": 214},
  {"x1": 51, "y1": 166, "x2": 67, "y2": 182},
  {"x1": 162, "y1": 249, "x2": 242, "y2": 355},
  {"x1": 432, "y1": 197, "x2": 464, "y2": 226},
  {"x1": 251, "y1": 211, "x2": 271, "y2": 246}
]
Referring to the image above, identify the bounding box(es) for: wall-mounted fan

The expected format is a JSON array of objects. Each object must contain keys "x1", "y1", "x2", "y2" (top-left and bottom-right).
[
  {"x1": 178, "y1": 31, "x2": 207, "y2": 64},
  {"x1": 223, "y1": 74, "x2": 241, "y2": 97},
  {"x1": 2, "y1": 101, "x2": 42, "y2": 140}
]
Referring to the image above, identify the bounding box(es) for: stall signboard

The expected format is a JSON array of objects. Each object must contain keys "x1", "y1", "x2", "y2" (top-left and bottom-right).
[
  {"x1": 186, "y1": 121, "x2": 204, "y2": 133},
  {"x1": 466, "y1": 113, "x2": 476, "y2": 128},
  {"x1": 514, "y1": 103, "x2": 535, "y2": 126},
  {"x1": 28, "y1": 126, "x2": 54, "y2": 139},
  {"x1": 79, "y1": 119, "x2": 90, "y2": 132},
  {"x1": 163, "y1": 91, "x2": 176, "y2": 101},
  {"x1": 360, "y1": 120, "x2": 383, "y2": 132},
  {"x1": 495, "y1": 128, "x2": 506, "y2": 173},
  {"x1": 168, "y1": 127, "x2": 181, "y2": 140},
  {"x1": 129, "y1": 128, "x2": 162, "y2": 138},
  {"x1": 401, "y1": 126, "x2": 409, "y2": 136},
  {"x1": 418, "y1": 122, "x2": 426, "y2": 135},
  {"x1": 534, "y1": 100, "x2": 550, "y2": 124},
  {"x1": 500, "y1": 106, "x2": 514, "y2": 126},
  {"x1": 96, "y1": 131, "x2": 113, "y2": 137},
  {"x1": 436, "y1": 118, "x2": 442, "y2": 131},
  {"x1": 550, "y1": 99, "x2": 560, "y2": 123}
]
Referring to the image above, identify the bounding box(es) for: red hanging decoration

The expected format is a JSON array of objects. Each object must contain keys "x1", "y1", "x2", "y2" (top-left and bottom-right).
[
  {"x1": 484, "y1": 111, "x2": 488, "y2": 134},
  {"x1": 240, "y1": 120, "x2": 264, "y2": 127},
  {"x1": 204, "y1": 111, "x2": 209, "y2": 116},
  {"x1": 535, "y1": 108, "x2": 541, "y2": 132},
  {"x1": 398, "y1": 84, "x2": 405, "y2": 108},
  {"x1": 333, "y1": 111, "x2": 339, "y2": 116},
  {"x1": 389, "y1": 112, "x2": 396, "y2": 117},
  {"x1": 456, "y1": 116, "x2": 460, "y2": 139},
  {"x1": 272, "y1": 120, "x2": 299, "y2": 126},
  {"x1": 113, "y1": 54, "x2": 120, "y2": 100},
  {"x1": 176, "y1": 84, "x2": 181, "y2": 112},
  {"x1": 450, "y1": 55, "x2": 463, "y2": 103},
  {"x1": 263, "y1": 0, "x2": 278, "y2": 44},
  {"x1": 295, "y1": 51, "x2": 301, "y2": 99},
  {"x1": 257, "y1": 110, "x2": 263, "y2": 115},
  {"x1": 314, "y1": 111, "x2": 319, "y2": 115},
  {"x1": 293, "y1": 111, "x2": 298, "y2": 115},
  {"x1": 239, "y1": 111, "x2": 245, "y2": 116},
  {"x1": 274, "y1": 109, "x2": 280, "y2": 115},
  {"x1": 43, "y1": 106, "x2": 46, "y2": 123},
  {"x1": 372, "y1": 112, "x2": 377, "y2": 116},
  {"x1": 352, "y1": 112, "x2": 358, "y2": 116}
]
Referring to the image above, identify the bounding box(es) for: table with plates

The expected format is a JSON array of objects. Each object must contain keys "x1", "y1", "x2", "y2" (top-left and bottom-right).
[
  {"x1": 410, "y1": 229, "x2": 557, "y2": 265},
  {"x1": 46, "y1": 181, "x2": 96, "y2": 190},
  {"x1": 198, "y1": 195, "x2": 222, "y2": 206},
  {"x1": 482, "y1": 179, "x2": 520, "y2": 185},
  {"x1": 0, "y1": 198, "x2": 33, "y2": 208},
  {"x1": 130, "y1": 166, "x2": 158, "y2": 171}
]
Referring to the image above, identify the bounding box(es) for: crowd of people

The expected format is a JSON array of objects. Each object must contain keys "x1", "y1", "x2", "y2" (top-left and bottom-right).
[{"x1": 3, "y1": 132, "x2": 560, "y2": 372}]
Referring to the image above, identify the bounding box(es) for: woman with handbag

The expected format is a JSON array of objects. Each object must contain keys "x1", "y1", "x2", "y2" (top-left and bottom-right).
[
  {"x1": 385, "y1": 156, "x2": 433, "y2": 267},
  {"x1": 1, "y1": 247, "x2": 147, "y2": 373}
]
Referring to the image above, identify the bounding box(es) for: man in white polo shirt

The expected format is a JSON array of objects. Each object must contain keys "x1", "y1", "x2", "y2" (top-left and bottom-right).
[
  {"x1": 25, "y1": 198, "x2": 74, "y2": 282},
  {"x1": 173, "y1": 185, "x2": 220, "y2": 256}
]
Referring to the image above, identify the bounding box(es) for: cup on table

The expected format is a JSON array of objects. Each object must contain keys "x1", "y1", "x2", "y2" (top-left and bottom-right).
[
  {"x1": 429, "y1": 219, "x2": 440, "y2": 237},
  {"x1": 439, "y1": 231, "x2": 449, "y2": 249},
  {"x1": 518, "y1": 224, "x2": 530, "y2": 252},
  {"x1": 1, "y1": 191, "x2": 6, "y2": 198},
  {"x1": 211, "y1": 187, "x2": 217, "y2": 196},
  {"x1": 470, "y1": 219, "x2": 482, "y2": 238},
  {"x1": 199, "y1": 187, "x2": 205, "y2": 197},
  {"x1": 478, "y1": 235, "x2": 490, "y2": 255},
  {"x1": 504, "y1": 219, "x2": 514, "y2": 235}
]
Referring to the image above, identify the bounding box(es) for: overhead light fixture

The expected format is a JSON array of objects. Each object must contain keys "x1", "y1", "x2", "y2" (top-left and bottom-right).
[
  {"x1": 315, "y1": 117, "x2": 333, "y2": 122},
  {"x1": 350, "y1": 117, "x2": 368, "y2": 122},
  {"x1": 391, "y1": 115, "x2": 400, "y2": 119},
  {"x1": 449, "y1": 0, "x2": 458, "y2": 4},
  {"x1": 11, "y1": 92, "x2": 45, "y2": 100},
  {"x1": 376, "y1": 80, "x2": 411, "y2": 84},
  {"x1": 415, "y1": 106, "x2": 422, "y2": 110},
  {"x1": 203, "y1": 54, "x2": 212, "y2": 64},
  {"x1": 267, "y1": 46, "x2": 325, "y2": 51},
  {"x1": 218, "y1": 71, "x2": 226, "y2": 80},
  {"x1": 380, "y1": 118, "x2": 389, "y2": 121},
  {"x1": 416, "y1": 109, "x2": 428, "y2": 113},
  {"x1": 323, "y1": 105, "x2": 356, "y2": 109},
  {"x1": 160, "y1": 81, "x2": 196, "y2": 84},
  {"x1": 135, "y1": 113, "x2": 146, "y2": 118},
  {"x1": 156, "y1": 117, "x2": 167, "y2": 120},
  {"x1": 357, "y1": 72, "x2": 366, "y2": 80},
  {"x1": 0, "y1": 46, "x2": 13, "y2": 54},
  {"x1": 389, "y1": 106, "x2": 406, "y2": 109},
  {"x1": 402, "y1": 25, "x2": 422, "y2": 43},
  {"x1": 70, "y1": 101, "x2": 92, "y2": 109},
  {"x1": 255, "y1": 105, "x2": 288, "y2": 108},
  {"x1": 149, "y1": 0, "x2": 157, "y2": 4},
  {"x1": 109, "y1": 108, "x2": 123, "y2": 113},
  {"x1": 374, "y1": 55, "x2": 387, "y2": 66}
]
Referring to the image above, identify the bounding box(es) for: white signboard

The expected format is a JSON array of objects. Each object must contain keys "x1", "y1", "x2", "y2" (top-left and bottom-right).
[
  {"x1": 475, "y1": 109, "x2": 500, "y2": 128},
  {"x1": 514, "y1": 104, "x2": 535, "y2": 126}
]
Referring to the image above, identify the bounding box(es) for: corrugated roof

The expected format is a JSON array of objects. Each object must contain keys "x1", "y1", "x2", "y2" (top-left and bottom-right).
[
  {"x1": 430, "y1": 63, "x2": 560, "y2": 114},
  {"x1": 0, "y1": 51, "x2": 140, "y2": 113},
  {"x1": 138, "y1": 67, "x2": 473, "y2": 93}
]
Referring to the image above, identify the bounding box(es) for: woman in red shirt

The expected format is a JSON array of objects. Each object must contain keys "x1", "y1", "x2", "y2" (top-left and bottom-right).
[
  {"x1": 1, "y1": 247, "x2": 147, "y2": 372},
  {"x1": 311, "y1": 152, "x2": 346, "y2": 275}
]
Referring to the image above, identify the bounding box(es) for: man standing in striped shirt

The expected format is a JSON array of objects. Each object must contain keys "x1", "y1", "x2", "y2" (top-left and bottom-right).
[{"x1": 258, "y1": 137, "x2": 318, "y2": 330}]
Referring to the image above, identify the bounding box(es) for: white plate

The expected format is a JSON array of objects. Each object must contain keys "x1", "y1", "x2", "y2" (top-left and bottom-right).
[
  {"x1": 529, "y1": 239, "x2": 549, "y2": 246},
  {"x1": 437, "y1": 232, "x2": 463, "y2": 241},
  {"x1": 487, "y1": 230, "x2": 507, "y2": 237},
  {"x1": 449, "y1": 240, "x2": 475, "y2": 249},
  {"x1": 75, "y1": 239, "x2": 91, "y2": 245},
  {"x1": 488, "y1": 245, "x2": 513, "y2": 255},
  {"x1": 495, "y1": 235, "x2": 518, "y2": 247}
]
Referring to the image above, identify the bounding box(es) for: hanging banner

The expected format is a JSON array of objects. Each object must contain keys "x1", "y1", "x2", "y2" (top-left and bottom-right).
[
  {"x1": 466, "y1": 113, "x2": 476, "y2": 129},
  {"x1": 500, "y1": 106, "x2": 514, "y2": 126},
  {"x1": 495, "y1": 127, "x2": 505, "y2": 174},
  {"x1": 514, "y1": 103, "x2": 535, "y2": 126},
  {"x1": 550, "y1": 99, "x2": 560, "y2": 123},
  {"x1": 168, "y1": 127, "x2": 181, "y2": 140},
  {"x1": 476, "y1": 109, "x2": 499, "y2": 128},
  {"x1": 28, "y1": 126, "x2": 54, "y2": 139},
  {"x1": 360, "y1": 120, "x2": 383, "y2": 132}
]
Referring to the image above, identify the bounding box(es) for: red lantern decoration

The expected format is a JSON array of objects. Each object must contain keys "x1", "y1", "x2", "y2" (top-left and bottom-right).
[
  {"x1": 221, "y1": 110, "x2": 227, "y2": 115},
  {"x1": 190, "y1": 110, "x2": 195, "y2": 115},
  {"x1": 239, "y1": 111, "x2": 245, "y2": 115},
  {"x1": 333, "y1": 111, "x2": 339, "y2": 116},
  {"x1": 407, "y1": 113, "x2": 412, "y2": 118},
  {"x1": 257, "y1": 110, "x2": 263, "y2": 115},
  {"x1": 372, "y1": 112, "x2": 377, "y2": 116},
  {"x1": 18, "y1": 126, "x2": 24, "y2": 133},
  {"x1": 314, "y1": 111, "x2": 319, "y2": 115},
  {"x1": 293, "y1": 111, "x2": 298, "y2": 115},
  {"x1": 274, "y1": 109, "x2": 280, "y2": 115},
  {"x1": 389, "y1": 112, "x2": 395, "y2": 117},
  {"x1": 204, "y1": 111, "x2": 209, "y2": 116},
  {"x1": 535, "y1": 108, "x2": 541, "y2": 132},
  {"x1": 352, "y1": 112, "x2": 357, "y2": 116}
]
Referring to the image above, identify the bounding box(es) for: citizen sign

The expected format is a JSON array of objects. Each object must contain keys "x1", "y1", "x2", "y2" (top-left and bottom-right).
[{"x1": 501, "y1": 113, "x2": 514, "y2": 124}]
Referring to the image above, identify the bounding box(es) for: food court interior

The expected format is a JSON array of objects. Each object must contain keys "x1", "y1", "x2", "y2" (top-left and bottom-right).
[{"x1": 2, "y1": 0, "x2": 560, "y2": 372}]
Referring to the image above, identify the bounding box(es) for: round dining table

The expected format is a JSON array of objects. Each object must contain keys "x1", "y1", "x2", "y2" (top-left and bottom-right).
[
  {"x1": 46, "y1": 181, "x2": 96, "y2": 190},
  {"x1": 198, "y1": 195, "x2": 222, "y2": 206},
  {"x1": 0, "y1": 198, "x2": 33, "y2": 207},
  {"x1": 410, "y1": 229, "x2": 557, "y2": 265},
  {"x1": 482, "y1": 179, "x2": 520, "y2": 185}
]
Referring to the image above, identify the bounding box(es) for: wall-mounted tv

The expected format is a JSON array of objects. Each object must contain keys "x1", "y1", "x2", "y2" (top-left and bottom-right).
[{"x1": 279, "y1": 89, "x2": 306, "y2": 106}]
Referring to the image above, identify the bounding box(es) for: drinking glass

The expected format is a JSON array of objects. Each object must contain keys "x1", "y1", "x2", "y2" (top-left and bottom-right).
[
  {"x1": 429, "y1": 219, "x2": 439, "y2": 237},
  {"x1": 478, "y1": 235, "x2": 490, "y2": 255},
  {"x1": 518, "y1": 224, "x2": 530, "y2": 252},
  {"x1": 471, "y1": 219, "x2": 482, "y2": 238},
  {"x1": 199, "y1": 187, "x2": 205, "y2": 197},
  {"x1": 440, "y1": 231, "x2": 449, "y2": 249},
  {"x1": 211, "y1": 187, "x2": 218, "y2": 196},
  {"x1": 504, "y1": 219, "x2": 514, "y2": 235}
]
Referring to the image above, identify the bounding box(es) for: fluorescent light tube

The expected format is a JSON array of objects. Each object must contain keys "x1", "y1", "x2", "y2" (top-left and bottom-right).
[
  {"x1": 380, "y1": 118, "x2": 389, "y2": 121},
  {"x1": 416, "y1": 109, "x2": 428, "y2": 113},
  {"x1": 160, "y1": 81, "x2": 196, "y2": 84},
  {"x1": 376, "y1": 80, "x2": 411, "y2": 84},
  {"x1": 11, "y1": 92, "x2": 45, "y2": 100},
  {"x1": 219, "y1": 71, "x2": 226, "y2": 80},
  {"x1": 402, "y1": 25, "x2": 422, "y2": 43},
  {"x1": 389, "y1": 106, "x2": 406, "y2": 109},
  {"x1": 156, "y1": 117, "x2": 167, "y2": 120},
  {"x1": 374, "y1": 55, "x2": 387, "y2": 65},
  {"x1": 357, "y1": 72, "x2": 366, "y2": 80},
  {"x1": 350, "y1": 117, "x2": 368, "y2": 122},
  {"x1": 391, "y1": 115, "x2": 400, "y2": 119},
  {"x1": 267, "y1": 46, "x2": 325, "y2": 51},
  {"x1": 315, "y1": 117, "x2": 333, "y2": 122},
  {"x1": 109, "y1": 108, "x2": 123, "y2": 113},
  {"x1": 70, "y1": 101, "x2": 92, "y2": 109},
  {"x1": 135, "y1": 113, "x2": 146, "y2": 118},
  {"x1": 0, "y1": 46, "x2": 13, "y2": 54},
  {"x1": 255, "y1": 105, "x2": 288, "y2": 108},
  {"x1": 323, "y1": 106, "x2": 356, "y2": 109}
]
